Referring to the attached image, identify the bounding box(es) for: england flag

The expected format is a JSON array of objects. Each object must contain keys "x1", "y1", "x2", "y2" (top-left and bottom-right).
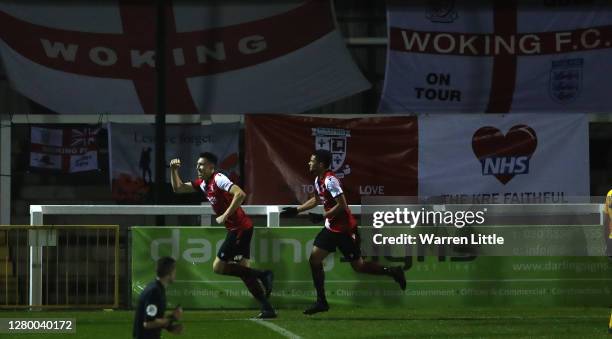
[
  {"x1": 0, "y1": 1, "x2": 369, "y2": 114},
  {"x1": 380, "y1": 0, "x2": 612, "y2": 113}
]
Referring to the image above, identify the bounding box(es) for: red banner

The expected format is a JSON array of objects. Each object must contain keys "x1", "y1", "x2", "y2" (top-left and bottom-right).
[{"x1": 245, "y1": 115, "x2": 418, "y2": 204}]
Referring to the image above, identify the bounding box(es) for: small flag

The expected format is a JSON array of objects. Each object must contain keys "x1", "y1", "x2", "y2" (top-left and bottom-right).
[{"x1": 30, "y1": 126, "x2": 100, "y2": 173}]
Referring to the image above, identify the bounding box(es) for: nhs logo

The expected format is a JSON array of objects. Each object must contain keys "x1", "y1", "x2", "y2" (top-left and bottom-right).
[
  {"x1": 472, "y1": 125, "x2": 538, "y2": 185},
  {"x1": 481, "y1": 156, "x2": 530, "y2": 176}
]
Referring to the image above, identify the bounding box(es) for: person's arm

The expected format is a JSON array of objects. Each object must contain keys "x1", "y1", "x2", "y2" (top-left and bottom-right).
[
  {"x1": 297, "y1": 196, "x2": 318, "y2": 213},
  {"x1": 215, "y1": 183, "x2": 246, "y2": 224},
  {"x1": 143, "y1": 307, "x2": 184, "y2": 332},
  {"x1": 141, "y1": 291, "x2": 170, "y2": 330},
  {"x1": 169, "y1": 158, "x2": 196, "y2": 194},
  {"x1": 280, "y1": 196, "x2": 318, "y2": 217},
  {"x1": 143, "y1": 317, "x2": 170, "y2": 330},
  {"x1": 325, "y1": 194, "x2": 349, "y2": 220},
  {"x1": 323, "y1": 176, "x2": 352, "y2": 232}
]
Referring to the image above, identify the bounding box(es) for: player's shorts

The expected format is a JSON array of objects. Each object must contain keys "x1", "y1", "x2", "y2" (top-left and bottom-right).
[
  {"x1": 217, "y1": 227, "x2": 253, "y2": 262},
  {"x1": 313, "y1": 227, "x2": 361, "y2": 261}
]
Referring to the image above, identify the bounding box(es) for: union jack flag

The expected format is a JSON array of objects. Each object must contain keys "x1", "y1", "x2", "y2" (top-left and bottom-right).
[
  {"x1": 30, "y1": 125, "x2": 101, "y2": 173},
  {"x1": 71, "y1": 128, "x2": 100, "y2": 147}
]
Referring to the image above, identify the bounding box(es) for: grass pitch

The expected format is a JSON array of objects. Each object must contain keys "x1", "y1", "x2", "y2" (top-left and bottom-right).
[{"x1": 1, "y1": 306, "x2": 610, "y2": 338}]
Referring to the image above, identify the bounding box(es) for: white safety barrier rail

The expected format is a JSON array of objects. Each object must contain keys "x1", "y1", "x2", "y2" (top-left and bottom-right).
[{"x1": 29, "y1": 204, "x2": 362, "y2": 228}]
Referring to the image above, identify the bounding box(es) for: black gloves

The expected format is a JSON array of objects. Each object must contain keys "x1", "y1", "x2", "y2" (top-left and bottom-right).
[{"x1": 280, "y1": 207, "x2": 298, "y2": 217}]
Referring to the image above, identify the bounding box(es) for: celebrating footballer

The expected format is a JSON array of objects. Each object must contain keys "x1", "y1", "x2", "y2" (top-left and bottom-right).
[
  {"x1": 170, "y1": 152, "x2": 276, "y2": 319},
  {"x1": 281, "y1": 149, "x2": 407, "y2": 315}
]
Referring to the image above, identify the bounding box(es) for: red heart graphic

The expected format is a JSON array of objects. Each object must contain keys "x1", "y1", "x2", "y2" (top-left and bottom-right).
[{"x1": 472, "y1": 125, "x2": 537, "y2": 184}]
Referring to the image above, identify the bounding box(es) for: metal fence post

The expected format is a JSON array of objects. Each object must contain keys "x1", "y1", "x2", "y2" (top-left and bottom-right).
[
  {"x1": 267, "y1": 206, "x2": 280, "y2": 227},
  {"x1": 29, "y1": 206, "x2": 43, "y2": 308}
]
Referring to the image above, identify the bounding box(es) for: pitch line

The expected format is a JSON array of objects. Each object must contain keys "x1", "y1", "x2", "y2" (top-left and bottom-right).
[{"x1": 249, "y1": 319, "x2": 302, "y2": 339}]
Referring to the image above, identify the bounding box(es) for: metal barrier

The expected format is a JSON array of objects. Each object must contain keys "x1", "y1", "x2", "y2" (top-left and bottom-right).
[{"x1": 0, "y1": 225, "x2": 119, "y2": 309}]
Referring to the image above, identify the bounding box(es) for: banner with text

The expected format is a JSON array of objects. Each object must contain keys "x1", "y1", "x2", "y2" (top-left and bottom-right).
[
  {"x1": 380, "y1": 1, "x2": 612, "y2": 113},
  {"x1": 109, "y1": 123, "x2": 239, "y2": 202},
  {"x1": 244, "y1": 115, "x2": 418, "y2": 204},
  {"x1": 0, "y1": 1, "x2": 369, "y2": 114},
  {"x1": 418, "y1": 114, "x2": 589, "y2": 202},
  {"x1": 131, "y1": 227, "x2": 612, "y2": 309},
  {"x1": 30, "y1": 125, "x2": 100, "y2": 173}
]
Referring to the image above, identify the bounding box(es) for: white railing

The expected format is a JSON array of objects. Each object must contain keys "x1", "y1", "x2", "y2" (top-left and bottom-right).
[
  {"x1": 29, "y1": 204, "x2": 363, "y2": 228},
  {"x1": 28, "y1": 203, "x2": 604, "y2": 228}
]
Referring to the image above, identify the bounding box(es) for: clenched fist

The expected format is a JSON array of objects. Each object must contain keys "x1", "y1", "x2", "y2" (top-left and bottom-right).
[{"x1": 169, "y1": 158, "x2": 181, "y2": 169}]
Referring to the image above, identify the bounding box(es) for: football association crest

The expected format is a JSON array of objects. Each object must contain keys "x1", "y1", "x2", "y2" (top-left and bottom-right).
[
  {"x1": 312, "y1": 127, "x2": 351, "y2": 178},
  {"x1": 549, "y1": 58, "x2": 583, "y2": 104},
  {"x1": 426, "y1": 0, "x2": 458, "y2": 23}
]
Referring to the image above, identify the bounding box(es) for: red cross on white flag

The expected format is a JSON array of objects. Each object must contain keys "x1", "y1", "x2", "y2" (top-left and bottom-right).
[{"x1": 0, "y1": 1, "x2": 369, "y2": 114}]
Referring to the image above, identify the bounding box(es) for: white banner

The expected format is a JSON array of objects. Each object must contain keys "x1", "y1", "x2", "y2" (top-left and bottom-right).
[
  {"x1": 0, "y1": 1, "x2": 369, "y2": 114},
  {"x1": 380, "y1": 1, "x2": 612, "y2": 113},
  {"x1": 418, "y1": 114, "x2": 589, "y2": 203},
  {"x1": 108, "y1": 123, "x2": 239, "y2": 201}
]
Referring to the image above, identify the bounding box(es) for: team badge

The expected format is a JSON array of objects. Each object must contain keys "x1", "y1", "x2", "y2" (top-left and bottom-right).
[
  {"x1": 312, "y1": 127, "x2": 351, "y2": 178},
  {"x1": 549, "y1": 58, "x2": 583, "y2": 104},
  {"x1": 426, "y1": 0, "x2": 458, "y2": 23},
  {"x1": 146, "y1": 304, "x2": 158, "y2": 317}
]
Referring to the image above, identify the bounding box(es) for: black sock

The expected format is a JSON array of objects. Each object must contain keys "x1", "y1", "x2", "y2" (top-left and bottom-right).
[
  {"x1": 222, "y1": 263, "x2": 263, "y2": 279},
  {"x1": 241, "y1": 276, "x2": 272, "y2": 311},
  {"x1": 357, "y1": 261, "x2": 388, "y2": 275},
  {"x1": 310, "y1": 262, "x2": 327, "y2": 304}
]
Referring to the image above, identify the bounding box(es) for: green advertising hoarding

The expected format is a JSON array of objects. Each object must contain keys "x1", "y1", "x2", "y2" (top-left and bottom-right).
[{"x1": 131, "y1": 227, "x2": 612, "y2": 309}]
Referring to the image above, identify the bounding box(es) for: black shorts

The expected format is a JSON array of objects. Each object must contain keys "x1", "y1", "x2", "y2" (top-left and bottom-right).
[
  {"x1": 313, "y1": 227, "x2": 361, "y2": 261},
  {"x1": 217, "y1": 227, "x2": 253, "y2": 262}
]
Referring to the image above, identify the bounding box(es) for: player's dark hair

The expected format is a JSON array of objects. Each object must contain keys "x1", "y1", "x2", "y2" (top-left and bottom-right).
[
  {"x1": 156, "y1": 256, "x2": 176, "y2": 278},
  {"x1": 313, "y1": 149, "x2": 332, "y2": 168},
  {"x1": 199, "y1": 152, "x2": 218, "y2": 165}
]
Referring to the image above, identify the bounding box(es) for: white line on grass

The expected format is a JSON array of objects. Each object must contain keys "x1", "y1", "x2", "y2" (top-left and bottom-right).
[{"x1": 249, "y1": 319, "x2": 302, "y2": 339}]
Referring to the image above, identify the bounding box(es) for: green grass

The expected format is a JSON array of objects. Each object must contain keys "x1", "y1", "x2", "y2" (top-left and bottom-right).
[{"x1": 1, "y1": 306, "x2": 610, "y2": 338}]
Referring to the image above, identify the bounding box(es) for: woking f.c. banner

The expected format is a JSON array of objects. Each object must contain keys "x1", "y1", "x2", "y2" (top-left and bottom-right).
[
  {"x1": 380, "y1": 1, "x2": 612, "y2": 113},
  {"x1": 30, "y1": 126, "x2": 100, "y2": 173},
  {"x1": 0, "y1": 1, "x2": 369, "y2": 114},
  {"x1": 244, "y1": 115, "x2": 418, "y2": 205},
  {"x1": 418, "y1": 114, "x2": 589, "y2": 203}
]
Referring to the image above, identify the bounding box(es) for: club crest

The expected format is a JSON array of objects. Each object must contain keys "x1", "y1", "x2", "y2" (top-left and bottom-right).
[
  {"x1": 426, "y1": 0, "x2": 458, "y2": 23},
  {"x1": 312, "y1": 127, "x2": 351, "y2": 178}
]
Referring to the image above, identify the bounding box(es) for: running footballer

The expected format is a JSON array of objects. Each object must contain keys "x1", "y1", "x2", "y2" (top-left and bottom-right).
[
  {"x1": 281, "y1": 149, "x2": 407, "y2": 315},
  {"x1": 170, "y1": 152, "x2": 276, "y2": 319}
]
